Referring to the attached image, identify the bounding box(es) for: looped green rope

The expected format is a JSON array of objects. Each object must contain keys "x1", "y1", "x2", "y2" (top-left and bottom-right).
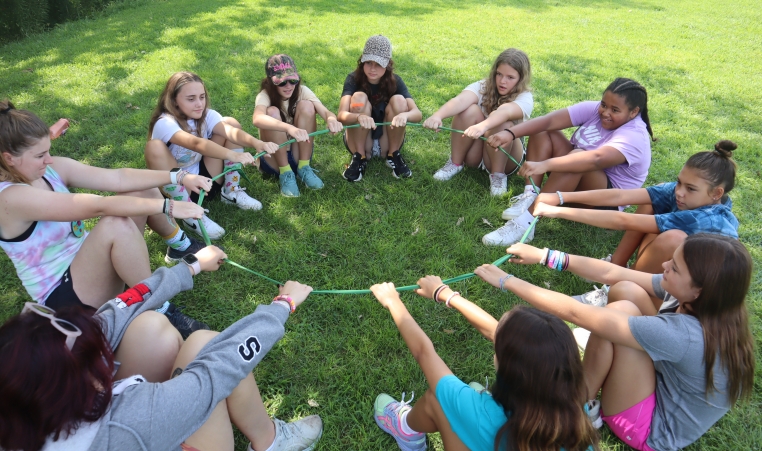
[{"x1": 192, "y1": 122, "x2": 541, "y2": 293}]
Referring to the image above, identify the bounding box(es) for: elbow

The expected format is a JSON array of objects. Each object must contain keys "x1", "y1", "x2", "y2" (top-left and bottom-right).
[{"x1": 409, "y1": 340, "x2": 437, "y2": 364}]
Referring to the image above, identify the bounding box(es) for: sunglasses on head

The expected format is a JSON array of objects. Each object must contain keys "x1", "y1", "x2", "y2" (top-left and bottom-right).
[
  {"x1": 275, "y1": 79, "x2": 299, "y2": 87},
  {"x1": 22, "y1": 302, "x2": 82, "y2": 351}
]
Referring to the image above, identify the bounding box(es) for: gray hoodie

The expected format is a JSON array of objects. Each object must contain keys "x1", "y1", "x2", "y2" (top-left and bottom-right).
[{"x1": 77, "y1": 264, "x2": 290, "y2": 450}]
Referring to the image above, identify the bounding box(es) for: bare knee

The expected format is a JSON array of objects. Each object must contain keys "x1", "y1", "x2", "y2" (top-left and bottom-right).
[
  {"x1": 145, "y1": 139, "x2": 173, "y2": 169},
  {"x1": 98, "y1": 215, "x2": 141, "y2": 235},
  {"x1": 350, "y1": 92, "x2": 369, "y2": 113},
  {"x1": 117, "y1": 311, "x2": 182, "y2": 381},
  {"x1": 608, "y1": 281, "x2": 647, "y2": 304},
  {"x1": 222, "y1": 117, "x2": 242, "y2": 129},
  {"x1": 605, "y1": 299, "x2": 643, "y2": 316},
  {"x1": 266, "y1": 106, "x2": 282, "y2": 120},
  {"x1": 183, "y1": 330, "x2": 221, "y2": 357},
  {"x1": 655, "y1": 229, "x2": 688, "y2": 250},
  {"x1": 295, "y1": 100, "x2": 315, "y2": 116},
  {"x1": 387, "y1": 94, "x2": 407, "y2": 112}
]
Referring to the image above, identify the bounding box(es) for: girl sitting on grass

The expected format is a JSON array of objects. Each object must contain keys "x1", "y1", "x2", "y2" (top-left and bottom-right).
[
  {"x1": 479, "y1": 234, "x2": 755, "y2": 451},
  {"x1": 532, "y1": 140, "x2": 739, "y2": 278},
  {"x1": 146, "y1": 71, "x2": 278, "y2": 240},
  {"x1": 369, "y1": 278, "x2": 599, "y2": 451},
  {"x1": 338, "y1": 34, "x2": 422, "y2": 181},
  {"x1": 0, "y1": 100, "x2": 210, "y2": 337},
  {"x1": 0, "y1": 245, "x2": 323, "y2": 451},
  {"x1": 482, "y1": 78, "x2": 653, "y2": 248},
  {"x1": 252, "y1": 54, "x2": 343, "y2": 197},
  {"x1": 423, "y1": 48, "x2": 533, "y2": 196}
]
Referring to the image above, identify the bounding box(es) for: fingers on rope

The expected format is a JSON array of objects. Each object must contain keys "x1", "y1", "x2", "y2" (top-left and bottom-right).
[{"x1": 194, "y1": 123, "x2": 541, "y2": 294}]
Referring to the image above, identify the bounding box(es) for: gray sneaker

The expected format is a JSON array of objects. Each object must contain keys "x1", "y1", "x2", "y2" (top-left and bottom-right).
[
  {"x1": 572, "y1": 285, "x2": 609, "y2": 307},
  {"x1": 248, "y1": 416, "x2": 323, "y2": 451}
]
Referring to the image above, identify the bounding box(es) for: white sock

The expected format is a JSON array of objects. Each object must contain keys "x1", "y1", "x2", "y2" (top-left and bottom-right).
[
  {"x1": 399, "y1": 409, "x2": 418, "y2": 435},
  {"x1": 516, "y1": 210, "x2": 535, "y2": 228},
  {"x1": 223, "y1": 149, "x2": 244, "y2": 195},
  {"x1": 524, "y1": 184, "x2": 534, "y2": 193}
]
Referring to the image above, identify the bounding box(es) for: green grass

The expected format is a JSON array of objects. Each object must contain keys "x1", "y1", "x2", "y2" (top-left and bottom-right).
[{"x1": 1, "y1": 0, "x2": 761, "y2": 449}]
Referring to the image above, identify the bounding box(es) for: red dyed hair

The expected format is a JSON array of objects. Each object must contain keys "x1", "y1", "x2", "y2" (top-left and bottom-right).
[{"x1": 0, "y1": 306, "x2": 114, "y2": 451}]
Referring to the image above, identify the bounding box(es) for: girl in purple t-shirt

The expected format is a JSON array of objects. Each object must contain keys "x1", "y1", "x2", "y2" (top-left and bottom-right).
[{"x1": 482, "y1": 78, "x2": 654, "y2": 248}]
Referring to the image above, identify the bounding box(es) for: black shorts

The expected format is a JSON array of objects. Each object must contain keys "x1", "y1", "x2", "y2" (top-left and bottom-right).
[
  {"x1": 45, "y1": 266, "x2": 95, "y2": 312},
  {"x1": 189, "y1": 158, "x2": 222, "y2": 203}
]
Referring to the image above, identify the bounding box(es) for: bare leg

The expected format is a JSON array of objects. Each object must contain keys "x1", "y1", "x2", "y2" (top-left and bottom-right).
[
  {"x1": 582, "y1": 301, "x2": 656, "y2": 415},
  {"x1": 450, "y1": 104, "x2": 485, "y2": 167},
  {"x1": 70, "y1": 216, "x2": 151, "y2": 308},
  {"x1": 406, "y1": 389, "x2": 470, "y2": 451},
  {"x1": 606, "y1": 281, "x2": 659, "y2": 316},
  {"x1": 118, "y1": 186, "x2": 176, "y2": 237},
  {"x1": 382, "y1": 95, "x2": 410, "y2": 156},
  {"x1": 631, "y1": 229, "x2": 687, "y2": 274},
  {"x1": 611, "y1": 204, "x2": 653, "y2": 267},
  {"x1": 482, "y1": 121, "x2": 525, "y2": 174},
  {"x1": 179, "y1": 331, "x2": 276, "y2": 451},
  {"x1": 292, "y1": 100, "x2": 317, "y2": 161},
  {"x1": 344, "y1": 91, "x2": 372, "y2": 158},
  {"x1": 260, "y1": 106, "x2": 291, "y2": 171},
  {"x1": 523, "y1": 130, "x2": 574, "y2": 187},
  {"x1": 113, "y1": 311, "x2": 183, "y2": 382}
]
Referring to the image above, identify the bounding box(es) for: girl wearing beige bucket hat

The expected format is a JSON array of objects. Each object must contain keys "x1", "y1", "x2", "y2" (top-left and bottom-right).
[{"x1": 337, "y1": 35, "x2": 422, "y2": 182}]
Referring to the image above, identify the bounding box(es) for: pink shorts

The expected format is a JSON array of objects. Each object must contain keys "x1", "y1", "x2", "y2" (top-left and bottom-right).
[{"x1": 602, "y1": 392, "x2": 657, "y2": 451}]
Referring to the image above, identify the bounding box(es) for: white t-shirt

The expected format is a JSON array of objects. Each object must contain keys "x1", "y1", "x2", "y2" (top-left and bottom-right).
[
  {"x1": 151, "y1": 109, "x2": 224, "y2": 174},
  {"x1": 463, "y1": 79, "x2": 533, "y2": 122},
  {"x1": 254, "y1": 85, "x2": 321, "y2": 124}
]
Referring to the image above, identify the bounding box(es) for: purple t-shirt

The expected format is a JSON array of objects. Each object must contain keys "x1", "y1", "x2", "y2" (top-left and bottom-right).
[{"x1": 568, "y1": 101, "x2": 651, "y2": 191}]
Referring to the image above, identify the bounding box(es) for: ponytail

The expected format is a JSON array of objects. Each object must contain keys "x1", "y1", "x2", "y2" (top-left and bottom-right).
[
  {"x1": 0, "y1": 99, "x2": 50, "y2": 184},
  {"x1": 604, "y1": 78, "x2": 654, "y2": 140}
]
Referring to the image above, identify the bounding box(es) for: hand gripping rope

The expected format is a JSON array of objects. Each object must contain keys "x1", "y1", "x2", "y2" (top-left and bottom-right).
[{"x1": 195, "y1": 123, "x2": 541, "y2": 294}]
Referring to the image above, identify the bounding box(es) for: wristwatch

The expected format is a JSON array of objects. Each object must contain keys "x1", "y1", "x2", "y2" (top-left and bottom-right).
[
  {"x1": 169, "y1": 167, "x2": 182, "y2": 185},
  {"x1": 182, "y1": 253, "x2": 201, "y2": 276}
]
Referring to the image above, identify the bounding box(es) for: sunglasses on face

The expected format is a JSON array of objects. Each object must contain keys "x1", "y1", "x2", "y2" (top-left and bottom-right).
[
  {"x1": 22, "y1": 302, "x2": 82, "y2": 351},
  {"x1": 275, "y1": 79, "x2": 299, "y2": 87}
]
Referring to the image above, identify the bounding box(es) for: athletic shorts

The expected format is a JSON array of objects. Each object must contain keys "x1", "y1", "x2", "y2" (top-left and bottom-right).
[
  {"x1": 44, "y1": 266, "x2": 95, "y2": 312},
  {"x1": 189, "y1": 158, "x2": 221, "y2": 203},
  {"x1": 602, "y1": 392, "x2": 657, "y2": 451}
]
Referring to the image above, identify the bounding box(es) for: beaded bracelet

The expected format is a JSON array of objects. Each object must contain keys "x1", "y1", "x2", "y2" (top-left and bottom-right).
[
  {"x1": 176, "y1": 169, "x2": 189, "y2": 186},
  {"x1": 499, "y1": 274, "x2": 513, "y2": 291},
  {"x1": 433, "y1": 284, "x2": 449, "y2": 303},
  {"x1": 444, "y1": 291, "x2": 459, "y2": 308},
  {"x1": 556, "y1": 191, "x2": 564, "y2": 206},
  {"x1": 273, "y1": 295, "x2": 295, "y2": 313}
]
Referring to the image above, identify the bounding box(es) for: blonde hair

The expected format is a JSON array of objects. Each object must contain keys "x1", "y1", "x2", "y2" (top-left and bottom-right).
[
  {"x1": 481, "y1": 49, "x2": 532, "y2": 115},
  {"x1": 148, "y1": 72, "x2": 210, "y2": 138},
  {"x1": 0, "y1": 99, "x2": 49, "y2": 184}
]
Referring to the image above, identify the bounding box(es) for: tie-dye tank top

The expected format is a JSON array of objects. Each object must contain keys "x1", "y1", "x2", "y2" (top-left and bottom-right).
[{"x1": 0, "y1": 166, "x2": 87, "y2": 303}]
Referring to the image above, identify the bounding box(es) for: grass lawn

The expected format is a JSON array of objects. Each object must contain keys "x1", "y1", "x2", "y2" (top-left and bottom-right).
[{"x1": 1, "y1": 0, "x2": 761, "y2": 449}]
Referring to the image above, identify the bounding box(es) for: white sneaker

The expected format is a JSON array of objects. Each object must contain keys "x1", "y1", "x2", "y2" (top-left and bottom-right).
[
  {"x1": 371, "y1": 139, "x2": 381, "y2": 159},
  {"x1": 501, "y1": 191, "x2": 538, "y2": 220},
  {"x1": 573, "y1": 328, "x2": 591, "y2": 351},
  {"x1": 572, "y1": 285, "x2": 609, "y2": 307},
  {"x1": 481, "y1": 218, "x2": 534, "y2": 246},
  {"x1": 221, "y1": 187, "x2": 263, "y2": 211},
  {"x1": 182, "y1": 215, "x2": 225, "y2": 240},
  {"x1": 247, "y1": 416, "x2": 323, "y2": 451},
  {"x1": 433, "y1": 157, "x2": 464, "y2": 181},
  {"x1": 586, "y1": 399, "x2": 604, "y2": 429},
  {"x1": 489, "y1": 172, "x2": 508, "y2": 196},
  {"x1": 478, "y1": 159, "x2": 488, "y2": 173}
]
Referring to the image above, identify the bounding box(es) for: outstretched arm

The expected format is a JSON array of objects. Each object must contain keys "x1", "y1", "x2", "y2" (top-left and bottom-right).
[
  {"x1": 370, "y1": 283, "x2": 453, "y2": 388},
  {"x1": 422, "y1": 90, "x2": 479, "y2": 130},
  {"x1": 474, "y1": 264, "x2": 642, "y2": 350},
  {"x1": 536, "y1": 188, "x2": 651, "y2": 208},
  {"x1": 215, "y1": 121, "x2": 278, "y2": 154},
  {"x1": 533, "y1": 203, "x2": 660, "y2": 233},
  {"x1": 487, "y1": 108, "x2": 573, "y2": 148},
  {"x1": 415, "y1": 275, "x2": 498, "y2": 342}
]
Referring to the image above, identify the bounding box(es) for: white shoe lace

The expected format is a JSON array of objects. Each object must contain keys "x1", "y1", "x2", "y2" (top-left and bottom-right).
[
  {"x1": 496, "y1": 220, "x2": 523, "y2": 238},
  {"x1": 508, "y1": 191, "x2": 535, "y2": 208},
  {"x1": 397, "y1": 391, "x2": 415, "y2": 409},
  {"x1": 583, "y1": 286, "x2": 609, "y2": 305}
]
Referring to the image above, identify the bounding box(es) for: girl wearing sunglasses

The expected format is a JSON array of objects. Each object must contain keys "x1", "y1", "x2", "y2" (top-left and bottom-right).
[
  {"x1": 253, "y1": 54, "x2": 343, "y2": 197},
  {"x1": 0, "y1": 245, "x2": 323, "y2": 451}
]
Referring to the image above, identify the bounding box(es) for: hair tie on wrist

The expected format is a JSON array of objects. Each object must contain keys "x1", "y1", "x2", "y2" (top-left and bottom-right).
[
  {"x1": 444, "y1": 291, "x2": 459, "y2": 308},
  {"x1": 433, "y1": 284, "x2": 449, "y2": 303},
  {"x1": 273, "y1": 295, "x2": 295, "y2": 313},
  {"x1": 503, "y1": 128, "x2": 516, "y2": 141},
  {"x1": 556, "y1": 191, "x2": 564, "y2": 205},
  {"x1": 499, "y1": 275, "x2": 513, "y2": 292}
]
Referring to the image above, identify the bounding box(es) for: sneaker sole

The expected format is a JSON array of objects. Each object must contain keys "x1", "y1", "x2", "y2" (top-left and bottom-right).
[
  {"x1": 164, "y1": 254, "x2": 181, "y2": 264},
  {"x1": 220, "y1": 197, "x2": 262, "y2": 211},
  {"x1": 391, "y1": 169, "x2": 412, "y2": 179},
  {"x1": 343, "y1": 171, "x2": 363, "y2": 182}
]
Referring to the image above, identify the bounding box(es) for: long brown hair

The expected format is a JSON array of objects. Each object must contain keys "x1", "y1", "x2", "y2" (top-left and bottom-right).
[
  {"x1": 351, "y1": 57, "x2": 397, "y2": 105},
  {"x1": 491, "y1": 306, "x2": 599, "y2": 451},
  {"x1": 684, "y1": 140, "x2": 738, "y2": 202},
  {"x1": 681, "y1": 234, "x2": 755, "y2": 403},
  {"x1": 148, "y1": 72, "x2": 210, "y2": 138},
  {"x1": 0, "y1": 99, "x2": 49, "y2": 184},
  {"x1": 259, "y1": 76, "x2": 303, "y2": 122},
  {"x1": 481, "y1": 49, "x2": 531, "y2": 115}
]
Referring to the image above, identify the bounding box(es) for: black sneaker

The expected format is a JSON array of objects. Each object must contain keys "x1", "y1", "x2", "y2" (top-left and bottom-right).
[
  {"x1": 165, "y1": 235, "x2": 206, "y2": 264},
  {"x1": 342, "y1": 152, "x2": 367, "y2": 182},
  {"x1": 164, "y1": 303, "x2": 210, "y2": 340},
  {"x1": 387, "y1": 150, "x2": 412, "y2": 178}
]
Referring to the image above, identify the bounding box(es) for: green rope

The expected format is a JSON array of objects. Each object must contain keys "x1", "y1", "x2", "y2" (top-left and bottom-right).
[{"x1": 191, "y1": 123, "x2": 542, "y2": 294}]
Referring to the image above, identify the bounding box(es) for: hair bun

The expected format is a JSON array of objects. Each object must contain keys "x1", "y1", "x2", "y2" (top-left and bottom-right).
[{"x1": 714, "y1": 140, "x2": 737, "y2": 158}]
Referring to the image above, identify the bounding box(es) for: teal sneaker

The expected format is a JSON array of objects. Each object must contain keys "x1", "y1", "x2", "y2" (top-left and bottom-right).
[
  {"x1": 373, "y1": 392, "x2": 426, "y2": 451},
  {"x1": 279, "y1": 170, "x2": 300, "y2": 197},
  {"x1": 297, "y1": 165, "x2": 324, "y2": 190}
]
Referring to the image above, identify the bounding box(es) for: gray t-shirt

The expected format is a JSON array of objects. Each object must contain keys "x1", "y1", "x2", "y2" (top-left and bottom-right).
[
  {"x1": 629, "y1": 313, "x2": 731, "y2": 450},
  {"x1": 652, "y1": 274, "x2": 679, "y2": 313}
]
